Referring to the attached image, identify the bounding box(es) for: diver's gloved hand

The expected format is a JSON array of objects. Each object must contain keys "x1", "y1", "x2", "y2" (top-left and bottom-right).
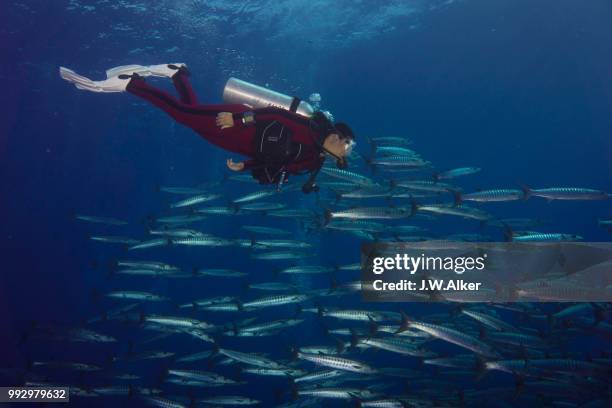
[
  {"x1": 216, "y1": 112, "x2": 235, "y2": 129},
  {"x1": 226, "y1": 158, "x2": 244, "y2": 171}
]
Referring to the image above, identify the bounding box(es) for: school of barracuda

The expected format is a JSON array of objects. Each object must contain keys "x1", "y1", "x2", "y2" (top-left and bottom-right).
[{"x1": 11, "y1": 136, "x2": 611, "y2": 407}]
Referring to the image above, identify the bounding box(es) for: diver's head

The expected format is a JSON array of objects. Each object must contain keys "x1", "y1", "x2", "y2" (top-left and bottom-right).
[{"x1": 322, "y1": 122, "x2": 355, "y2": 161}]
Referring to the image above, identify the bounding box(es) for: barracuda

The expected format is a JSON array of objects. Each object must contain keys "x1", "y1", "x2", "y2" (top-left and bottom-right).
[
  {"x1": 199, "y1": 303, "x2": 243, "y2": 312},
  {"x1": 528, "y1": 187, "x2": 609, "y2": 201},
  {"x1": 294, "y1": 370, "x2": 344, "y2": 383},
  {"x1": 158, "y1": 186, "x2": 209, "y2": 195},
  {"x1": 171, "y1": 236, "x2": 234, "y2": 246},
  {"x1": 417, "y1": 204, "x2": 492, "y2": 221},
  {"x1": 399, "y1": 313, "x2": 501, "y2": 359},
  {"x1": 247, "y1": 282, "x2": 297, "y2": 291},
  {"x1": 170, "y1": 193, "x2": 220, "y2": 208},
  {"x1": 355, "y1": 337, "x2": 434, "y2": 357},
  {"x1": 242, "y1": 367, "x2": 306, "y2": 377},
  {"x1": 370, "y1": 156, "x2": 430, "y2": 167},
  {"x1": 325, "y1": 220, "x2": 387, "y2": 232},
  {"x1": 179, "y1": 296, "x2": 236, "y2": 308},
  {"x1": 115, "y1": 268, "x2": 177, "y2": 277},
  {"x1": 128, "y1": 238, "x2": 169, "y2": 250},
  {"x1": 395, "y1": 180, "x2": 458, "y2": 193},
  {"x1": 194, "y1": 269, "x2": 248, "y2": 278},
  {"x1": 168, "y1": 369, "x2": 237, "y2": 384},
  {"x1": 74, "y1": 214, "x2": 128, "y2": 225},
  {"x1": 233, "y1": 190, "x2": 278, "y2": 203},
  {"x1": 327, "y1": 207, "x2": 413, "y2": 221},
  {"x1": 242, "y1": 294, "x2": 308, "y2": 309},
  {"x1": 320, "y1": 309, "x2": 385, "y2": 322},
  {"x1": 267, "y1": 209, "x2": 316, "y2": 218},
  {"x1": 149, "y1": 228, "x2": 207, "y2": 238},
  {"x1": 280, "y1": 265, "x2": 333, "y2": 274},
  {"x1": 252, "y1": 239, "x2": 312, "y2": 249},
  {"x1": 89, "y1": 235, "x2": 140, "y2": 244},
  {"x1": 511, "y1": 233, "x2": 582, "y2": 242},
  {"x1": 435, "y1": 167, "x2": 481, "y2": 180},
  {"x1": 296, "y1": 352, "x2": 377, "y2": 374},
  {"x1": 142, "y1": 314, "x2": 213, "y2": 330},
  {"x1": 251, "y1": 251, "x2": 311, "y2": 260},
  {"x1": 105, "y1": 291, "x2": 168, "y2": 302},
  {"x1": 237, "y1": 319, "x2": 304, "y2": 334},
  {"x1": 296, "y1": 387, "x2": 378, "y2": 400},
  {"x1": 218, "y1": 348, "x2": 284, "y2": 369},
  {"x1": 196, "y1": 396, "x2": 261, "y2": 406},
  {"x1": 320, "y1": 167, "x2": 378, "y2": 187},
  {"x1": 117, "y1": 261, "x2": 178, "y2": 271},
  {"x1": 460, "y1": 309, "x2": 517, "y2": 332},
  {"x1": 155, "y1": 214, "x2": 207, "y2": 224},
  {"x1": 240, "y1": 202, "x2": 286, "y2": 211},
  {"x1": 459, "y1": 188, "x2": 525, "y2": 203},
  {"x1": 195, "y1": 206, "x2": 238, "y2": 215}
]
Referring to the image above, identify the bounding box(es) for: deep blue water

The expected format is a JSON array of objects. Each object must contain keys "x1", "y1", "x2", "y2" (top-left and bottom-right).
[{"x1": 1, "y1": 0, "x2": 611, "y2": 407}]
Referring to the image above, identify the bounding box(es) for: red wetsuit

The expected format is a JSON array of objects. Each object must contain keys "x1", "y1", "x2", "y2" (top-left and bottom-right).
[{"x1": 126, "y1": 72, "x2": 324, "y2": 178}]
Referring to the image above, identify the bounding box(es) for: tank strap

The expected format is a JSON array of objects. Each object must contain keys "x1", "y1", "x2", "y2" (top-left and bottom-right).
[{"x1": 289, "y1": 97, "x2": 301, "y2": 113}]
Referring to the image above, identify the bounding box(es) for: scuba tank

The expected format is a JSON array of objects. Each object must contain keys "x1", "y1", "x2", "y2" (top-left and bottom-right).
[{"x1": 222, "y1": 77, "x2": 315, "y2": 118}]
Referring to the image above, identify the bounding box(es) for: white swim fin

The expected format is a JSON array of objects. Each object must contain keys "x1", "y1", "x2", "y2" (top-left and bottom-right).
[
  {"x1": 59, "y1": 66, "x2": 131, "y2": 93},
  {"x1": 105, "y1": 63, "x2": 187, "y2": 79}
]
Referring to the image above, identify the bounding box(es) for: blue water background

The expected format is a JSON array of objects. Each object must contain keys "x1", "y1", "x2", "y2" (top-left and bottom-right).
[{"x1": 1, "y1": 0, "x2": 611, "y2": 405}]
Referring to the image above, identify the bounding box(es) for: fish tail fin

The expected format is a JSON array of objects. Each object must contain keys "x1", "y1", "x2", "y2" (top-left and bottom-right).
[
  {"x1": 501, "y1": 223, "x2": 514, "y2": 242},
  {"x1": 474, "y1": 356, "x2": 488, "y2": 381},
  {"x1": 349, "y1": 329, "x2": 359, "y2": 349},
  {"x1": 316, "y1": 304, "x2": 324, "y2": 317},
  {"x1": 450, "y1": 304, "x2": 463, "y2": 318},
  {"x1": 397, "y1": 311, "x2": 412, "y2": 333},
  {"x1": 518, "y1": 182, "x2": 531, "y2": 200},
  {"x1": 449, "y1": 189, "x2": 462, "y2": 206},
  {"x1": 334, "y1": 336, "x2": 346, "y2": 354},
  {"x1": 212, "y1": 343, "x2": 220, "y2": 355},
  {"x1": 323, "y1": 209, "x2": 332, "y2": 226},
  {"x1": 329, "y1": 276, "x2": 338, "y2": 292},
  {"x1": 409, "y1": 196, "x2": 419, "y2": 216},
  {"x1": 546, "y1": 312, "x2": 556, "y2": 328},
  {"x1": 291, "y1": 384, "x2": 299, "y2": 400},
  {"x1": 514, "y1": 374, "x2": 526, "y2": 395},
  {"x1": 368, "y1": 318, "x2": 378, "y2": 336},
  {"x1": 290, "y1": 347, "x2": 298, "y2": 361}
]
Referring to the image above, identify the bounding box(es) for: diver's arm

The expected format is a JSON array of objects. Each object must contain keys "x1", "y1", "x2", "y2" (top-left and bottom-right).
[{"x1": 233, "y1": 107, "x2": 309, "y2": 134}]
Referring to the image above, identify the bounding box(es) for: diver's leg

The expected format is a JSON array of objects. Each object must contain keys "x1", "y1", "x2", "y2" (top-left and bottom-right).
[
  {"x1": 126, "y1": 76, "x2": 254, "y2": 156},
  {"x1": 59, "y1": 64, "x2": 188, "y2": 93},
  {"x1": 171, "y1": 68, "x2": 199, "y2": 105},
  {"x1": 59, "y1": 66, "x2": 132, "y2": 93}
]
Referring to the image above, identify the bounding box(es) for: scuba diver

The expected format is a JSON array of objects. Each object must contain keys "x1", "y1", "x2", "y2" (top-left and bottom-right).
[{"x1": 59, "y1": 63, "x2": 354, "y2": 193}]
